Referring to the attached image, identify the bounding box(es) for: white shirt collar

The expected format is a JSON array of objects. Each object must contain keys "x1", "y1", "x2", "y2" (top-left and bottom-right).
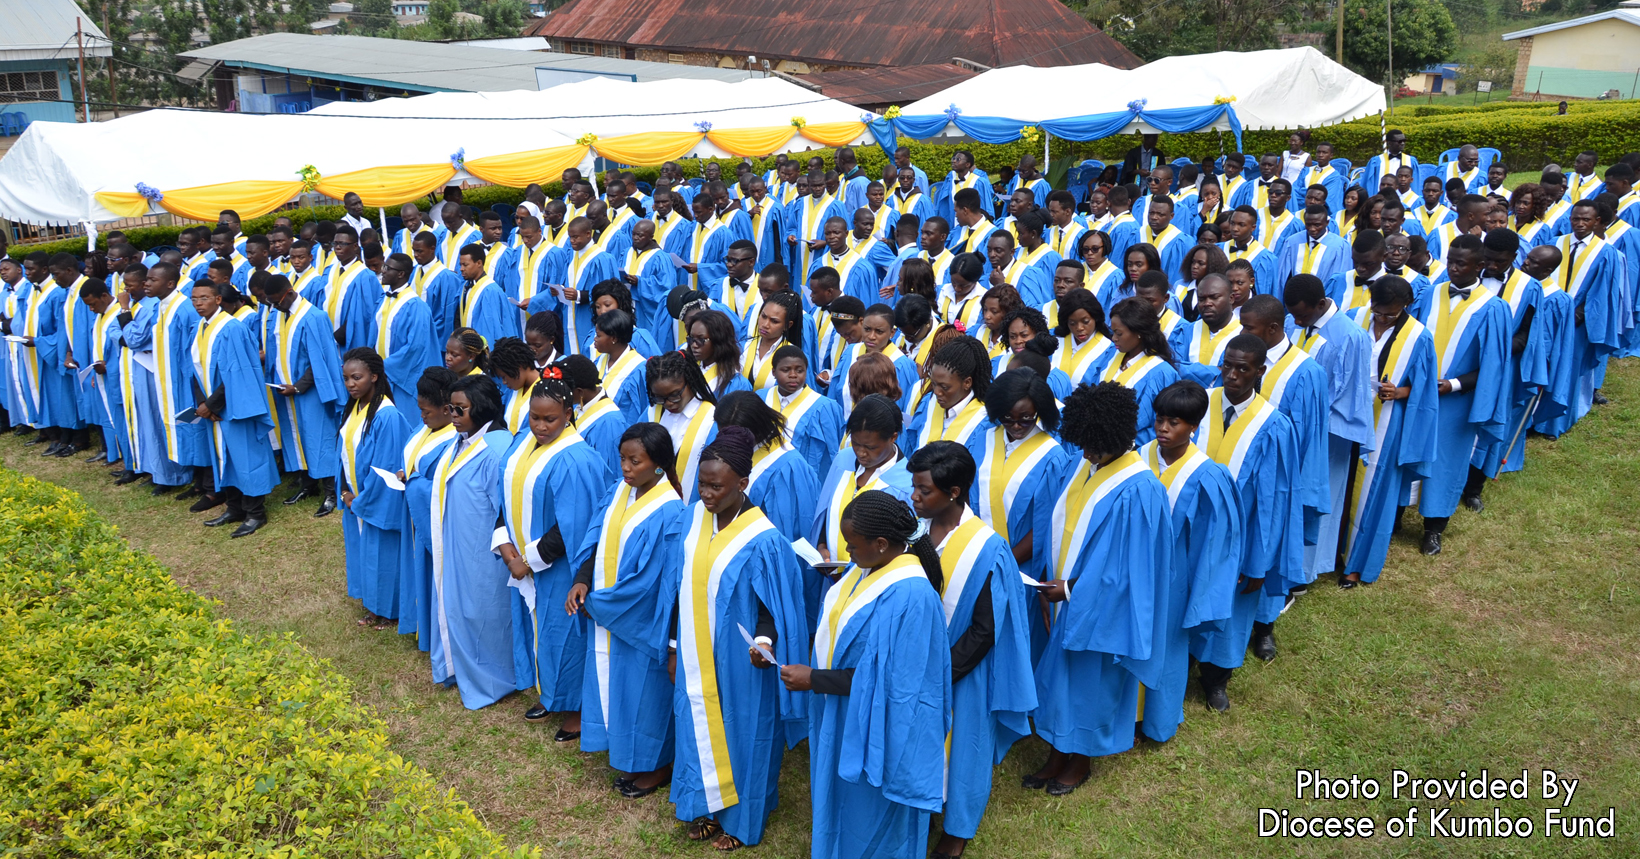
[
  {"x1": 1004, "y1": 424, "x2": 1040, "y2": 455},
  {"x1": 940, "y1": 392, "x2": 975, "y2": 431},
  {"x1": 1266, "y1": 336, "x2": 1291, "y2": 366}
]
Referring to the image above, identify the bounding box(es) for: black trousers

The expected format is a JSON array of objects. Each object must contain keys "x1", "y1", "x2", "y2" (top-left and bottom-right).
[
  {"x1": 1198, "y1": 621, "x2": 1274, "y2": 689},
  {"x1": 223, "y1": 487, "x2": 267, "y2": 520},
  {"x1": 300, "y1": 472, "x2": 333, "y2": 494}
]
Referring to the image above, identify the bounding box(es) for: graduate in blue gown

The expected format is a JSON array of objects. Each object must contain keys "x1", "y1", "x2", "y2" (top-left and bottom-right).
[
  {"x1": 1097, "y1": 297, "x2": 1181, "y2": 446},
  {"x1": 659, "y1": 427, "x2": 809, "y2": 851},
  {"x1": 399, "y1": 368, "x2": 459, "y2": 649},
  {"x1": 715, "y1": 391, "x2": 819, "y2": 542},
  {"x1": 24, "y1": 265, "x2": 77, "y2": 445},
  {"x1": 260, "y1": 274, "x2": 344, "y2": 509},
  {"x1": 787, "y1": 175, "x2": 847, "y2": 292},
  {"x1": 1173, "y1": 273, "x2": 1243, "y2": 387},
  {"x1": 622, "y1": 221, "x2": 680, "y2": 348},
  {"x1": 410, "y1": 235, "x2": 464, "y2": 348},
  {"x1": 189, "y1": 281, "x2": 278, "y2": 536},
  {"x1": 971, "y1": 368, "x2": 1076, "y2": 655},
  {"x1": 589, "y1": 309, "x2": 653, "y2": 424},
  {"x1": 565, "y1": 422, "x2": 685, "y2": 797},
  {"x1": 907, "y1": 444, "x2": 1036, "y2": 857},
  {"x1": 761, "y1": 345, "x2": 846, "y2": 479},
  {"x1": 681, "y1": 196, "x2": 733, "y2": 296},
  {"x1": 1340, "y1": 278, "x2": 1439, "y2": 585},
  {"x1": 454, "y1": 244, "x2": 517, "y2": 352},
  {"x1": 1138, "y1": 382, "x2": 1241, "y2": 741},
  {"x1": 50, "y1": 260, "x2": 97, "y2": 448},
  {"x1": 905, "y1": 336, "x2": 993, "y2": 454},
  {"x1": 1186, "y1": 336, "x2": 1303, "y2": 712},
  {"x1": 1471, "y1": 237, "x2": 1555, "y2": 485},
  {"x1": 646, "y1": 350, "x2": 719, "y2": 504},
  {"x1": 1299, "y1": 144, "x2": 1347, "y2": 215},
  {"x1": 831, "y1": 306, "x2": 921, "y2": 414},
  {"x1": 533, "y1": 220, "x2": 620, "y2": 357},
  {"x1": 80, "y1": 280, "x2": 132, "y2": 471},
  {"x1": 317, "y1": 227, "x2": 383, "y2": 356},
  {"x1": 428, "y1": 375, "x2": 519, "y2": 709},
  {"x1": 1410, "y1": 237, "x2": 1512, "y2": 554},
  {"x1": 370, "y1": 254, "x2": 442, "y2": 424},
  {"x1": 117, "y1": 269, "x2": 189, "y2": 488},
  {"x1": 495, "y1": 370, "x2": 609, "y2": 731},
  {"x1": 1534, "y1": 202, "x2": 1630, "y2": 436},
  {"x1": 337, "y1": 348, "x2": 412, "y2": 624},
  {"x1": 1028, "y1": 381, "x2": 1172, "y2": 795},
  {"x1": 0, "y1": 264, "x2": 26, "y2": 429},
  {"x1": 778, "y1": 488, "x2": 948, "y2": 859}
]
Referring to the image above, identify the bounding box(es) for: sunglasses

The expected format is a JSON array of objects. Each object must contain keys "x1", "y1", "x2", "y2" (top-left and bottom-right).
[
  {"x1": 444, "y1": 404, "x2": 468, "y2": 416},
  {"x1": 998, "y1": 414, "x2": 1038, "y2": 429}
]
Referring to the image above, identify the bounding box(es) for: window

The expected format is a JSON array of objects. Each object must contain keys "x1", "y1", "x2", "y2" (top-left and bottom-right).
[
  {"x1": 0, "y1": 71, "x2": 59, "y2": 104},
  {"x1": 602, "y1": 45, "x2": 621, "y2": 58},
  {"x1": 668, "y1": 53, "x2": 689, "y2": 65},
  {"x1": 569, "y1": 42, "x2": 594, "y2": 55}
]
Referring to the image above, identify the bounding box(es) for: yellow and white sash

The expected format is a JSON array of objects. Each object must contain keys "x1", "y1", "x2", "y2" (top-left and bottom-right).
[
  {"x1": 652, "y1": 401, "x2": 716, "y2": 492},
  {"x1": 325, "y1": 260, "x2": 368, "y2": 333},
  {"x1": 152, "y1": 289, "x2": 189, "y2": 460},
  {"x1": 814, "y1": 551, "x2": 926, "y2": 668},
  {"x1": 1050, "y1": 451, "x2": 1148, "y2": 579},
  {"x1": 1197, "y1": 388, "x2": 1275, "y2": 479},
  {"x1": 935, "y1": 510, "x2": 992, "y2": 623},
  {"x1": 1187, "y1": 318, "x2": 1243, "y2": 367},
  {"x1": 916, "y1": 395, "x2": 987, "y2": 449},
  {"x1": 590, "y1": 481, "x2": 681, "y2": 728},
  {"x1": 976, "y1": 427, "x2": 1057, "y2": 543},
  {"x1": 1144, "y1": 440, "x2": 1211, "y2": 509}
]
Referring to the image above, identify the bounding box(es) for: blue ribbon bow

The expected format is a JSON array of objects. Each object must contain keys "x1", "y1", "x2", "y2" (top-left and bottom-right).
[{"x1": 135, "y1": 182, "x2": 164, "y2": 203}]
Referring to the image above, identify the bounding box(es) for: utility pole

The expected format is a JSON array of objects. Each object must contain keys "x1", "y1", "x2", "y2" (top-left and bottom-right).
[
  {"x1": 1337, "y1": 0, "x2": 1345, "y2": 64},
  {"x1": 76, "y1": 17, "x2": 90, "y2": 122},
  {"x1": 103, "y1": 4, "x2": 118, "y2": 118},
  {"x1": 1386, "y1": 0, "x2": 1395, "y2": 116}
]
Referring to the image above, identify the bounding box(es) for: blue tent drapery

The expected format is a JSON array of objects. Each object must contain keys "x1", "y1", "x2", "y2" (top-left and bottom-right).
[{"x1": 873, "y1": 103, "x2": 1243, "y2": 154}]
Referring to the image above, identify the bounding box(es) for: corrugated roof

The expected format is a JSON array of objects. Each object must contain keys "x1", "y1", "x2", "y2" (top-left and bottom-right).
[
  {"x1": 526, "y1": 0, "x2": 1141, "y2": 69},
  {"x1": 805, "y1": 63, "x2": 979, "y2": 108},
  {"x1": 1503, "y1": 9, "x2": 1640, "y2": 40},
  {"x1": 179, "y1": 33, "x2": 755, "y2": 92},
  {"x1": 0, "y1": 0, "x2": 113, "y2": 62}
]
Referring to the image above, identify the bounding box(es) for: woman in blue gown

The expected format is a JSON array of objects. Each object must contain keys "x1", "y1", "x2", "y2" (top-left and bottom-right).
[
  {"x1": 337, "y1": 348, "x2": 412, "y2": 628},
  {"x1": 565, "y1": 422, "x2": 685, "y2": 798},
  {"x1": 657, "y1": 427, "x2": 809, "y2": 851},
  {"x1": 714, "y1": 391, "x2": 819, "y2": 542},
  {"x1": 1138, "y1": 382, "x2": 1242, "y2": 741},
  {"x1": 773, "y1": 489, "x2": 949, "y2": 859},
  {"x1": 397, "y1": 367, "x2": 458, "y2": 649},
  {"x1": 1096, "y1": 297, "x2": 1181, "y2": 446},
  {"x1": 646, "y1": 350, "x2": 718, "y2": 503},
  {"x1": 495, "y1": 368, "x2": 610, "y2": 736},
  {"x1": 688, "y1": 308, "x2": 753, "y2": 401},
  {"x1": 760, "y1": 344, "x2": 846, "y2": 479},
  {"x1": 811, "y1": 394, "x2": 915, "y2": 566},
  {"x1": 972, "y1": 369, "x2": 1075, "y2": 660},
  {"x1": 1050, "y1": 288, "x2": 1117, "y2": 388},
  {"x1": 492, "y1": 337, "x2": 543, "y2": 435},
  {"x1": 1341, "y1": 277, "x2": 1439, "y2": 585},
  {"x1": 427, "y1": 374, "x2": 518, "y2": 710},
  {"x1": 906, "y1": 337, "x2": 992, "y2": 454},
  {"x1": 558, "y1": 353, "x2": 628, "y2": 479},
  {"x1": 907, "y1": 443, "x2": 1036, "y2": 859},
  {"x1": 1027, "y1": 381, "x2": 1172, "y2": 796}
]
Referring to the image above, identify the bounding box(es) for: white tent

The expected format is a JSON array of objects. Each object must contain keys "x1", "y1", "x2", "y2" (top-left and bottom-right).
[
  {"x1": 900, "y1": 46, "x2": 1385, "y2": 136},
  {"x1": 310, "y1": 76, "x2": 878, "y2": 159},
  {"x1": 0, "y1": 109, "x2": 592, "y2": 227}
]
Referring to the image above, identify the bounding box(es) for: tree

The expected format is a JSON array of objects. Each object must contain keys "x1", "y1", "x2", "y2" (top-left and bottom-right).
[
  {"x1": 1064, "y1": 0, "x2": 1318, "y2": 62},
  {"x1": 427, "y1": 0, "x2": 462, "y2": 39},
  {"x1": 1342, "y1": 0, "x2": 1457, "y2": 87},
  {"x1": 353, "y1": 0, "x2": 398, "y2": 35}
]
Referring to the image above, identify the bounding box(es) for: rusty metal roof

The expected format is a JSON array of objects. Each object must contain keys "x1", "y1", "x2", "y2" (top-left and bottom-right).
[
  {"x1": 526, "y1": 0, "x2": 1141, "y2": 70},
  {"x1": 805, "y1": 62, "x2": 980, "y2": 108}
]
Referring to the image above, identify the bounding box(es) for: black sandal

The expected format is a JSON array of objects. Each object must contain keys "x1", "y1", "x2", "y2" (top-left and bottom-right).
[
  {"x1": 687, "y1": 817, "x2": 721, "y2": 841},
  {"x1": 713, "y1": 833, "x2": 744, "y2": 852}
]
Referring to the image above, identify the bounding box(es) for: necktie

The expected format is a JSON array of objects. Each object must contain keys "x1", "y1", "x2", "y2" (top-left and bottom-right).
[{"x1": 1223, "y1": 403, "x2": 1235, "y2": 430}]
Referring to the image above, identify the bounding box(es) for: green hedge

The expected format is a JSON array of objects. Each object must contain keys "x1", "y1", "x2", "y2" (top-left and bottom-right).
[{"x1": 0, "y1": 469, "x2": 537, "y2": 858}]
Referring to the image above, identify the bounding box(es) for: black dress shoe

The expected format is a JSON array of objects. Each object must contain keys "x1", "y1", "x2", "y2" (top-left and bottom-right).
[
  {"x1": 314, "y1": 495, "x2": 337, "y2": 518},
  {"x1": 85, "y1": 452, "x2": 105, "y2": 463},
  {"x1": 613, "y1": 776, "x2": 635, "y2": 792},
  {"x1": 618, "y1": 776, "x2": 670, "y2": 799},
  {"x1": 189, "y1": 494, "x2": 225, "y2": 513},
  {"x1": 553, "y1": 728, "x2": 581, "y2": 743},
  {"x1": 24, "y1": 434, "x2": 47, "y2": 446},
  {"x1": 1593, "y1": 391, "x2": 1610, "y2": 405},
  {"x1": 1252, "y1": 632, "x2": 1277, "y2": 663},
  {"x1": 1287, "y1": 584, "x2": 1308, "y2": 597},
  {"x1": 1045, "y1": 772, "x2": 1090, "y2": 797},
  {"x1": 52, "y1": 444, "x2": 76, "y2": 457},
  {"x1": 40, "y1": 441, "x2": 62, "y2": 456},
  {"x1": 204, "y1": 511, "x2": 246, "y2": 527},
  {"x1": 524, "y1": 705, "x2": 550, "y2": 722},
  {"x1": 114, "y1": 470, "x2": 141, "y2": 485},
  {"x1": 282, "y1": 488, "x2": 314, "y2": 506},
  {"x1": 1020, "y1": 772, "x2": 1050, "y2": 790},
  {"x1": 175, "y1": 486, "x2": 202, "y2": 501},
  {"x1": 150, "y1": 483, "x2": 176, "y2": 496},
  {"x1": 1205, "y1": 686, "x2": 1230, "y2": 712},
  {"x1": 1461, "y1": 494, "x2": 1484, "y2": 513},
  {"x1": 13, "y1": 424, "x2": 32, "y2": 436},
  {"x1": 230, "y1": 518, "x2": 265, "y2": 538},
  {"x1": 1420, "y1": 531, "x2": 1442, "y2": 556},
  {"x1": 1338, "y1": 577, "x2": 1359, "y2": 590}
]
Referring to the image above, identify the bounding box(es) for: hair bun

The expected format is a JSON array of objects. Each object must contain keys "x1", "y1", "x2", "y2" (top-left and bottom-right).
[{"x1": 702, "y1": 425, "x2": 757, "y2": 477}]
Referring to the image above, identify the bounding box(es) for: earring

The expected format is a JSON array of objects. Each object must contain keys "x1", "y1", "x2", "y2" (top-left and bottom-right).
[{"x1": 654, "y1": 467, "x2": 665, "y2": 475}]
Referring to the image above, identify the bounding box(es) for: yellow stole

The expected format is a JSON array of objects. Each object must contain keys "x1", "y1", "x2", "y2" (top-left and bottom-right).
[{"x1": 977, "y1": 427, "x2": 1055, "y2": 543}]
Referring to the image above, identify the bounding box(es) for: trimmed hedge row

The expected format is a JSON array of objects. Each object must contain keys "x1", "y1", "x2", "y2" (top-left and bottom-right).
[{"x1": 0, "y1": 469, "x2": 536, "y2": 858}]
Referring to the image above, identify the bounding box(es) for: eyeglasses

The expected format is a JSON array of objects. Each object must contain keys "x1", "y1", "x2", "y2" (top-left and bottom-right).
[
  {"x1": 653, "y1": 387, "x2": 688, "y2": 407},
  {"x1": 998, "y1": 414, "x2": 1038, "y2": 428},
  {"x1": 686, "y1": 335, "x2": 709, "y2": 347},
  {"x1": 444, "y1": 403, "x2": 468, "y2": 416}
]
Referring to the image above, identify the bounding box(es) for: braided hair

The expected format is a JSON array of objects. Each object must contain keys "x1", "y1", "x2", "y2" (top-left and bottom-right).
[
  {"x1": 416, "y1": 365, "x2": 458, "y2": 408},
  {"x1": 700, "y1": 424, "x2": 756, "y2": 478},
  {"x1": 490, "y1": 336, "x2": 537, "y2": 386},
  {"x1": 525, "y1": 310, "x2": 563, "y2": 358},
  {"x1": 760, "y1": 289, "x2": 804, "y2": 347},
  {"x1": 715, "y1": 390, "x2": 788, "y2": 451},
  {"x1": 647, "y1": 349, "x2": 716, "y2": 406},
  {"x1": 556, "y1": 354, "x2": 601, "y2": 392},
  {"x1": 341, "y1": 347, "x2": 392, "y2": 426},
  {"x1": 1060, "y1": 381, "x2": 1139, "y2": 458},
  {"x1": 840, "y1": 489, "x2": 942, "y2": 591},
  {"x1": 530, "y1": 362, "x2": 578, "y2": 426},
  {"x1": 927, "y1": 335, "x2": 994, "y2": 402},
  {"x1": 620, "y1": 421, "x2": 681, "y2": 495},
  {"x1": 447, "y1": 326, "x2": 492, "y2": 375}
]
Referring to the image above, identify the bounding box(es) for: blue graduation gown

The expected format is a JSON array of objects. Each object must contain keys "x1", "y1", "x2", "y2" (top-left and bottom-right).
[
  {"x1": 1036, "y1": 453, "x2": 1172, "y2": 757},
  {"x1": 90, "y1": 306, "x2": 132, "y2": 467},
  {"x1": 1299, "y1": 164, "x2": 1346, "y2": 214},
  {"x1": 1137, "y1": 443, "x2": 1240, "y2": 742},
  {"x1": 536, "y1": 247, "x2": 619, "y2": 357},
  {"x1": 62, "y1": 276, "x2": 97, "y2": 428},
  {"x1": 1098, "y1": 353, "x2": 1180, "y2": 446},
  {"x1": 371, "y1": 288, "x2": 442, "y2": 421},
  {"x1": 786, "y1": 196, "x2": 845, "y2": 291},
  {"x1": 1342, "y1": 314, "x2": 1439, "y2": 583},
  {"x1": 933, "y1": 515, "x2": 1035, "y2": 840},
  {"x1": 746, "y1": 443, "x2": 819, "y2": 542},
  {"x1": 316, "y1": 260, "x2": 383, "y2": 356},
  {"x1": 1277, "y1": 232, "x2": 1351, "y2": 287},
  {"x1": 1259, "y1": 344, "x2": 1333, "y2": 557},
  {"x1": 763, "y1": 385, "x2": 846, "y2": 480},
  {"x1": 831, "y1": 344, "x2": 921, "y2": 414},
  {"x1": 1414, "y1": 289, "x2": 1512, "y2": 520},
  {"x1": 1534, "y1": 236, "x2": 1628, "y2": 436},
  {"x1": 400, "y1": 424, "x2": 457, "y2": 648},
  {"x1": 339, "y1": 401, "x2": 411, "y2": 619},
  {"x1": 1187, "y1": 391, "x2": 1302, "y2": 667},
  {"x1": 809, "y1": 449, "x2": 915, "y2": 630},
  {"x1": 573, "y1": 394, "x2": 628, "y2": 480},
  {"x1": 662, "y1": 504, "x2": 809, "y2": 848},
  {"x1": 27, "y1": 282, "x2": 78, "y2": 430},
  {"x1": 414, "y1": 263, "x2": 465, "y2": 349},
  {"x1": 970, "y1": 425, "x2": 1074, "y2": 660},
  {"x1": 1289, "y1": 306, "x2": 1376, "y2": 579},
  {"x1": 682, "y1": 221, "x2": 733, "y2": 295},
  {"x1": 809, "y1": 249, "x2": 880, "y2": 308},
  {"x1": 194, "y1": 311, "x2": 278, "y2": 497},
  {"x1": 577, "y1": 482, "x2": 685, "y2": 773},
  {"x1": 458, "y1": 276, "x2": 515, "y2": 355},
  {"x1": 625, "y1": 245, "x2": 680, "y2": 347},
  {"x1": 1219, "y1": 242, "x2": 1280, "y2": 296},
  {"x1": 1473, "y1": 272, "x2": 1553, "y2": 476},
  {"x1": 429, "y1": 428, "x2": 519, "y2": 709},
  {"x1": 933, "y1": 170, "x2": 994, "y2": 228},
  {"x1": 264, "y1": 298, "x2": 344, "y2": 479},
  {"x1": 118, "y1": 297, "x2": 189, "y2": 485},
  {"x1": 809, "y1": 555, "x2": 949, "y2": 859},
  {"x1": 499, "y1": 429, "x2": 609, "y2": 711}
]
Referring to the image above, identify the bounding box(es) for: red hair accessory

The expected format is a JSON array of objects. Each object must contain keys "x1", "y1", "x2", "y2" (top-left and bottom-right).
[
  {"x1": 541, "y1": 366, "x2": 563, "y2": 381},
  {"x1": 953, "y1": 319, "x2": 967, "y2": 333}
]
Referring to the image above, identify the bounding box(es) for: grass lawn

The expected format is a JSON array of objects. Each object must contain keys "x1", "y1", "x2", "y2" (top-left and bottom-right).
[{"x1": 5, "y1": 361, "x2": 1640, "y2": 857}]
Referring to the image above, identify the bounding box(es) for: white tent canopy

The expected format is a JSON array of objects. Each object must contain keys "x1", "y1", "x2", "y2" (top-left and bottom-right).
[
  {"x1": 310, "y1": 76, "x2": 878, "y2": 159},
  {"x1": 900, "y1": 46, "x2": 1386, "y2": 136},
  {"x1": 0, "y1": 109, "x2": 593, "y2": 226}
]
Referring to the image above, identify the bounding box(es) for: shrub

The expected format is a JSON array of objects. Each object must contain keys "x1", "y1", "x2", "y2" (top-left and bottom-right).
[{"x1": 0, "y1": 469, "x2": 536, "y2": 858}]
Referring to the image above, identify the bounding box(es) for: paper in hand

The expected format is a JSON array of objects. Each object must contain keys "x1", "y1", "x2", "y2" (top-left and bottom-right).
[
  {"x1": 668, "y1": 252, "x2": 687, "y2": 268},
  {"x1": 1020, "y1": 571, "x2": 1051, "y2": 590},
  {"x1": 790, "y1": 537, "x2": 824, "y2": 567},
  {"x1": 737, "y1": 622, "x2": 780, "y2": 668},
  {"x1": 133, "y1": 351, "x2": 157, "y2": 374},
  {"x1": 174, "y1": 407, "x2": 202, "y2": 425},
  {"x1": 3, "y1": 335, "x2": 27, "y2": 343},
  {"x1": 77, "y1": 365, "x2": 95, "y2": 383},
  {"x1": 508, "y1": 573, "x2": 537, "y2": 612},
  {"x1": 371, "y1": 466, "x2": 405, "y2": 491}
]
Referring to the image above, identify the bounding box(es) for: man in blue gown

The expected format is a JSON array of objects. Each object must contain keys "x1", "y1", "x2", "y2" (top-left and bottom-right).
[
  {"x1": 260, "y1": 272, "x2": 344, "y2": 515},
  {"x1": 190, "y1": 280, "x2": 277, "y2": 538}
]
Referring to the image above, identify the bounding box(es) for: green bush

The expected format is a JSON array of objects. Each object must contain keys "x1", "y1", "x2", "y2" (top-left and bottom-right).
[{"x1": 0, "y1": 469, "x2": 536, "y2": 858}]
